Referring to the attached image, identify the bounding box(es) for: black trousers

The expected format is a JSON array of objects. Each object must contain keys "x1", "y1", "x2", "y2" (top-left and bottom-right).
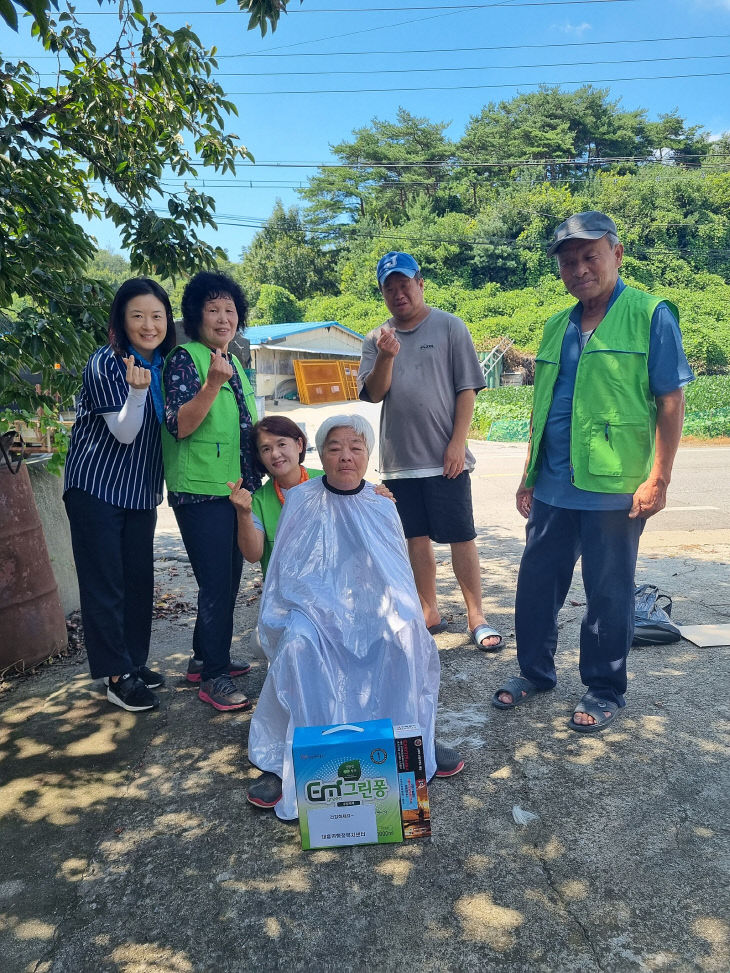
[
  {"x1": 515, "y1": 498, "x2": 644, "y2": 707},
  {"x1": 64, "y1": 488, "x2": 156, "y2": 680},
  {"x1": 173, "y1": 498, "x2": 242, "y2": 682}
]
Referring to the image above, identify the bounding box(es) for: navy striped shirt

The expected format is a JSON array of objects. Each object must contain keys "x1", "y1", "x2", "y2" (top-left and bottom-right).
[{"x1": 64, "y1": 345, "x2": 163, "y2": 510}]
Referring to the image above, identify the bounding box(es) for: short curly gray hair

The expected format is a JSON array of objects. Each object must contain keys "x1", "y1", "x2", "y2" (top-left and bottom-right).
[{"x1": 315, "y1": 414, "x2": 375, "y2": 458}]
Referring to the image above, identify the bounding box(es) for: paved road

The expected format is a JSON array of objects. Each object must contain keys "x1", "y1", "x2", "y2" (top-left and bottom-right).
[
  {"x1": 468, "y1": 441, "x2": 730, "y2": 539},
  {"x1": 265, "y1": 398, "x2": 730, "y2": 536},
  {"x1": 155, "y1": 412, "x2": 730, "y2": 555}
]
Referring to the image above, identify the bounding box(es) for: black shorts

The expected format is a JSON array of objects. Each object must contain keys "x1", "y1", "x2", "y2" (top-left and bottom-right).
[{"x1": 383, "y1": 472, "x2": 476, "y2": 544}]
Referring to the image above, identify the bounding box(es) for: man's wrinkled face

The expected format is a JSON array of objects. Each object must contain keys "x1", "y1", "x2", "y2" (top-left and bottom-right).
[
  {"x1": 380, "y1": 272, "x2": 426, "y2": 328},
  {"x1": 556, "y1": 236, "x2": 624, "y2": 308}
]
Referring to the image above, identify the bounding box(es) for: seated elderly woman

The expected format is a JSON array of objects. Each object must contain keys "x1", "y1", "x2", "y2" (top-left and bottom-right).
[{"x1": 247, "y1": 414, "x2": 464, "y2": 816}]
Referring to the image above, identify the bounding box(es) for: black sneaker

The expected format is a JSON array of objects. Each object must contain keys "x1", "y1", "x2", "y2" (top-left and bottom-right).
[
  {"x1": 198, "y1": 675, "x2": 251, "y2": 712},
  {"x1": 136, "y1": 665, "x2": 165, "y2": 689},
  {"x1": 104, "y1": 666, "x2": 164, "y2": 689},
  {"x1": 435, "y1": 741, "x2": 465, "y2": 778},
  {"x1": 247, "y1": 772, "x2": 282, "y2": 809},
  {"x1": 186, "y1": 656, "x2": 252, "y2": 683},
  {"x1": 107, "y1": 674, "x2": 159, "y2": 712}
]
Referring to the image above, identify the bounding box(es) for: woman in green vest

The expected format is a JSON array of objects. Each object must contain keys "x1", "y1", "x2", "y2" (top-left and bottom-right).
[
  {"x1": 162, "y1": 271, "x2": 261, "y2": 712},
  {"x1": 228, "y1": 415, "x2": 323, "y2": 580}
]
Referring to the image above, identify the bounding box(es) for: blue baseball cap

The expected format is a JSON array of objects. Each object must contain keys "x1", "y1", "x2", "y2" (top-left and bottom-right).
[{"x1": 376, "y1": 251, "x2": 420, "y2": 287}]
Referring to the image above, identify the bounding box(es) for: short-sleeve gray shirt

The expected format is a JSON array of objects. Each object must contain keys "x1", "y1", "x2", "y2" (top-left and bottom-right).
[{"x1": 358, "y1": 308, "x2": 485, "y2": 478}]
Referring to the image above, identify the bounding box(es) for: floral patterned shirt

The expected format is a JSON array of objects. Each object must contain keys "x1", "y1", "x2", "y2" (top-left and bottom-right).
[{"x1": 163, "y1": 347, "x2": 261, "y2": 506}]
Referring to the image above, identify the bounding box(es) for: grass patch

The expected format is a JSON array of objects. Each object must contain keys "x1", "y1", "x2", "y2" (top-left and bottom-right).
[{"x1": 472, "y1": 375, "x2": 730, "y2": 441}]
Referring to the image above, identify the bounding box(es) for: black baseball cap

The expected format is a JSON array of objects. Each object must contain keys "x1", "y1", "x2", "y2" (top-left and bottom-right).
[{"x1": 547, "y1": 211, "x2": 618, "y2": 257}]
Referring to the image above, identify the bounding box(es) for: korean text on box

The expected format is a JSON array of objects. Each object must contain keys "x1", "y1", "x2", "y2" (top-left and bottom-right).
[{"x1": 293, "y1": 720, "x2": 403, "y2": 850}]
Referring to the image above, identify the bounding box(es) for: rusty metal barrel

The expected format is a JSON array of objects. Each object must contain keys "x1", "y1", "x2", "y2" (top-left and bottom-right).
[{"x1": 0, "y1": 460, "x2": 68, "y2": 671}]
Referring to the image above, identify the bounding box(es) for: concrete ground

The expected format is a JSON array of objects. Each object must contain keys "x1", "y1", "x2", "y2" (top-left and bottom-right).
[{"x1": 1, "y1": 428, "x2": 729, "y2": 973}]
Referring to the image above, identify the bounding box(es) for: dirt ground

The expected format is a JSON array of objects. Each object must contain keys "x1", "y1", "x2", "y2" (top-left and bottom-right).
[{"x1": 1, "y1": 423, "x2": 729, "y2": 973}]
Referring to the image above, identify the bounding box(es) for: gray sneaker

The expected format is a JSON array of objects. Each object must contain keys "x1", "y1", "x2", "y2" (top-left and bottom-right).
[
  {"x1": 247, "y1": 772, "x2": 282, "y2": 809},
  {"x1": 198, "y1": 675, "x2": 251, "y2": 712},
  {"x1": 435, "y1": 741, "x2": 465, "y2": 778},
  {"x1": 186, "y1": 656, "x2": 251, "y2": 683}
]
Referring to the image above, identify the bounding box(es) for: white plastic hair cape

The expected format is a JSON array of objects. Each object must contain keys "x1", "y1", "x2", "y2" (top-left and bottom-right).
[{"x1": 248, "y1": 476, "x2": 440, "y2": 821}]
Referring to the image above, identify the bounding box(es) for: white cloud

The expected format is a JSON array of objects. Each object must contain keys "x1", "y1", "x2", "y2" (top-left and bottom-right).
[{"x1": 554, "y1": 21, "x2": 593, "y2": 37}]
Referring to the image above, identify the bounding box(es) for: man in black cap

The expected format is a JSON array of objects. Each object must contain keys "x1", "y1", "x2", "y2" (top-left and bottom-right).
[{"x1": 492, "y1": 211, "x2": 693, "y2": 732}]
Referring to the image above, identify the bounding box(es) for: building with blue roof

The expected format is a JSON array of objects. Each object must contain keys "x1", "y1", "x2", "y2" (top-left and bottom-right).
[{"x1": 245, "y1": 320, "x2": 363, "y2": 401}]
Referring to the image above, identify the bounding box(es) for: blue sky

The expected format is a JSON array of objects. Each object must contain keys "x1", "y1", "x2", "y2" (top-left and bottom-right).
[{"x1": 6, "y1": 0, "x2": 730, "y2": 260}]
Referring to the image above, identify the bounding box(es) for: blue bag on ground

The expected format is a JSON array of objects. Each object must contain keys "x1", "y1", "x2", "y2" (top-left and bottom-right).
[{"x1": 632, "y1": 584, "x2": 681, "y2": 646}]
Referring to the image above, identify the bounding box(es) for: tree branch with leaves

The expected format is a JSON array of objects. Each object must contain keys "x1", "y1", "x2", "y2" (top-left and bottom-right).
[{"x1": 0, "y1": 0, "x2": 295, "y2": 421}]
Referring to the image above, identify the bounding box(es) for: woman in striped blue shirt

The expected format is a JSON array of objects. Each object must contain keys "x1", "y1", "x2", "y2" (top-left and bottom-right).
[{"x1": 64, "y1": 278, "x2": 176, "y2": 712}]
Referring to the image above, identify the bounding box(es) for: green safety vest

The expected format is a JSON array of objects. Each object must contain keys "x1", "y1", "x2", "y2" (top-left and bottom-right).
[
  {"x1": 161, "y1": 341, "x2": 257, "y2": 496},
  {"x1": 525, "y1": 285, "x2": 679, "y2": 494},
  {"x1": 252, "y1": 467, "x2": 324, "y2": 578}
]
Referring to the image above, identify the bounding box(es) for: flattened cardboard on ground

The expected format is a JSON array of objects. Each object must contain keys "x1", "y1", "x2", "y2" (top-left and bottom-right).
[{"x1": 678, "y1": 624, "x2": 730, "y2": 647}]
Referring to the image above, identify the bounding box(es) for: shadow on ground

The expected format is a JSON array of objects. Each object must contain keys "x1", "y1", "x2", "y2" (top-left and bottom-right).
[{"x1": 1, "y1": 526, "x2": 729, "y2": 972}]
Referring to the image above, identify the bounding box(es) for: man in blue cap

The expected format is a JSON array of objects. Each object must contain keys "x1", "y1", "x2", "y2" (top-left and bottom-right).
[
  {"x1": 492, "y1": 211, "x2": 693, "y2": 732},
  {"x1": 357, "y1": 251, "x2": 503, "y2": 652}
]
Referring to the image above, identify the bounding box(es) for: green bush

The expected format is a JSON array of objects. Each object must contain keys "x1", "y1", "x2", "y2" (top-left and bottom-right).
[
  {"x1": 682, "y1": 410, "x2": 730, "y2": 438},
  {"x1": 684, "y1": 375, "x2": 730, "y2": 411},
  {"x1": 251, "y1": 284, "x2": 302, "y2": 325},
  {"x1": 473, "y1": 387, "x2": 534, "y2": 437},
  {"x1": 487, "y1": 419, "x2": 530, "y2": 442},
  {"x1": 472, "y1": 375, "x2": 730, "y2": 440}
]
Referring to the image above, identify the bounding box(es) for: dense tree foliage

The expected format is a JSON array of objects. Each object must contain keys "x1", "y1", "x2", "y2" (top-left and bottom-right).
[
  {"x1": 282, "y1": 88, "x2": 727, "y2": 301},
  {"x1": 0, "y1": 0, "x2": 289, "y2": 416},
  {"x1": 250, "y1": 283, "x2": 302, "y2": 325},
  {"x1": 263, "y1": 90, "x2": 728, "y2": 375},
  {"x1": 301, "y1": 108, "x2": 457, "y2": 231},
  {"x1": 239, "y1": 201, "x2": 337, "y2": 301}
]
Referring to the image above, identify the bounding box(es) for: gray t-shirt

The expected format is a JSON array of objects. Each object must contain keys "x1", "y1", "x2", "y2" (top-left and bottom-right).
[{"x1": 358, "y1": 308, "x2": 486, "y2": 478}]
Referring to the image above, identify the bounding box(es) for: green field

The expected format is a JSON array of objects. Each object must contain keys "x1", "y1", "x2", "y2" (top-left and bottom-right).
[{"x1": 473, "y1": 375, "x2": 730, "y2": 441}]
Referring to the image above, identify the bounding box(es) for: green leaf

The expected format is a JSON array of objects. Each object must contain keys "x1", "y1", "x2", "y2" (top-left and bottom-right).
[{"x1": 0, "y1": 0, "x2": 19, "y2": 31}]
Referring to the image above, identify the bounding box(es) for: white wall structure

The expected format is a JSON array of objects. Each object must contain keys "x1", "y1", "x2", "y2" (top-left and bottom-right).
[{"x1": 247, "y1": 322, "x2": 363, "y2": 400}]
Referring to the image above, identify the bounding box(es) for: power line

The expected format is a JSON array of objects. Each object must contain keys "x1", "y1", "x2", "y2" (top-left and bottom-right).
[
  {"x1": 19, "y1": 29, "x2": 724, "y2": 60},
  {"x1": 208, "y1": 53, "x2": 730, "y2": 77},
  {"x1": 191, "y1": 212, "x2": 730, "y2": 258},
  {"x1": 110, "y1": 160, "x2": 730, "y2": 189},
  {"x1": 158, "y1": 155, "x2": 730, "y2": 168},
  {"x1": 161, "y1": 206, "x2": 728, "y2": 237},
  {"x1": 205, "y1": 213, "x2": 730, "y2": 235},
  {"x1": 224, "y1": 68, "x2": 730, "y2": 94},
  {"x1": 216, "y1": 32, "x2": 730, "y2": 58},
  {"x1": 33, "y1": 51, "x2": 730, "y2": 80},
  {"x1": 72, "y1": 0, "x2": 638, "y2": 14},
  {"x1": 256, "y1": 0, "x2": 536, "y2": 54}
]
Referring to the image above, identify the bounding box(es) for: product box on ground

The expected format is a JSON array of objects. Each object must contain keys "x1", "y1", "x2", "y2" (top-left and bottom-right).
[
  {"x1": 394, "y1": 724, "x2": 432, "y2": 840},
  {"x1": 293, "y1": 719, "x2": 403, "y2": 850}
]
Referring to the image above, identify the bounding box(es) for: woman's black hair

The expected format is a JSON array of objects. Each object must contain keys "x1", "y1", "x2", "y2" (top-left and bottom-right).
[
  {"x1": 180, "y1": 271, "x2": 248, "y2": 341},
  {"x1": 252, "y1": 416, "x2": 307, "y2": 476},
  {"x1": 108, "y1": 278, "x2": 176, "y2": 358}
]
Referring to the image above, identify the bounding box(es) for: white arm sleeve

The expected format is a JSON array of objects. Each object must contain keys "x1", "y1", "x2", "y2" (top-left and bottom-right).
[{"x1": 102, "y1": 386, "x2": 148, "y2": 444}]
